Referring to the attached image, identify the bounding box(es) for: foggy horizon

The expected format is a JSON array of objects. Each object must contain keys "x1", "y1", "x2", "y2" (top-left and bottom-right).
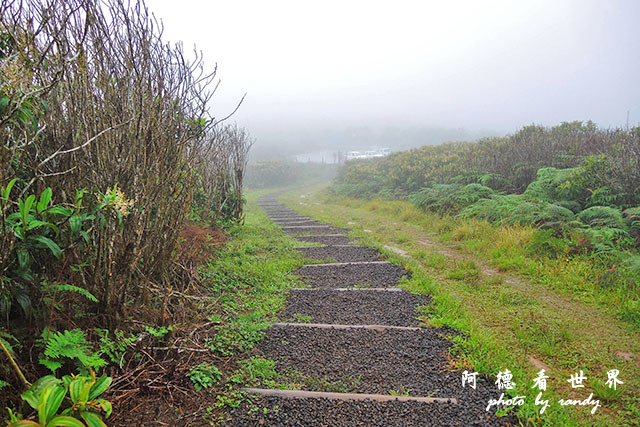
[{"x1": 146, "y1": 0, "x2": 640, "y2": 159}]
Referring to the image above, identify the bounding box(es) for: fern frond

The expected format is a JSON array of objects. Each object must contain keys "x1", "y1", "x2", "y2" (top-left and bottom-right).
[
  {"x1": 40, "y1": 329, "x2": 106, "y2": 373},
  {"x1": 56, "y1": 283, "x2": 98, "y2": 302}
]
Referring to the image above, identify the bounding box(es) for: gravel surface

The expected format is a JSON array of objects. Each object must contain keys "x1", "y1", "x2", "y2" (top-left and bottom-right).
[
  {"x1": 244, "y1": 326, "x2": 513, "y2": 425},
  {"x1": 257, "y1": 327, "x2": 456, "y2": 396},
  {"x1": 296, "y1": 245, "x2": 382, "y2": 263},
  {"x1": 276, "y1": 220, "x2": 326, "y2": 226},
  {"x1": 263, "y1": 211, "x2": 298, "y2": 217},
  {"x1": 295, "y1": 235, "x2": 356, "y2": 245},
  {"x1": 281, "y1": 289, "x2": 430, "y2": 326},
  {"x1": 226, "y1": 396, "x2": 515, "y2": 426},
  {"x1": 284, "y1": 225, "x2": 349, "y2": 235},
  {"x1": 297, "y1": 262, "x2": 409, "y2": 288}
]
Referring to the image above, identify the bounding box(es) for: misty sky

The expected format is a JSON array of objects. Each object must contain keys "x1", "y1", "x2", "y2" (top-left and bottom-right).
[{"x1": 146, "y1": 0, "x2": 640, "y2": 156}]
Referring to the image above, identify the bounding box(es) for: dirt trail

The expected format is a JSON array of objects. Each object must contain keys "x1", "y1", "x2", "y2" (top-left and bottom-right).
[{"x1": 226, "y1": 198, "x2": 515, "y2": 425}]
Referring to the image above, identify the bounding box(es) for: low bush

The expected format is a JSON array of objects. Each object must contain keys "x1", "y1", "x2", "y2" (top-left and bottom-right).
[
  {"x1": 410, "y1": 183, "x2": 494, "y2": 215},
  {"x1": 578, "y1": 206, "x2": 626, "y2": 229}
]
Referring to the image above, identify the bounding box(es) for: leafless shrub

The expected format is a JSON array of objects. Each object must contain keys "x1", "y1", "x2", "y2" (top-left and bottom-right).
[{"x1": 1, "y1": 0, "x2": 253, "y2": 326}]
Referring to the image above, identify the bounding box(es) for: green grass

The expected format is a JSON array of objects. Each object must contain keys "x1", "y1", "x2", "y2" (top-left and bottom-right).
[
  {"x1": 201, "y1": 189, "x2": 308, "y2": 423},
  {"x1": 201, "y1": 190, "x2": 305, "y2": 359},
  {"x1": 276, "y1": 183, "x2": 640, "y2": 427}
]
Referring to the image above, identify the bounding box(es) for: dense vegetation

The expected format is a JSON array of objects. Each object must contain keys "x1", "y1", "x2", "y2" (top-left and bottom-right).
[
  {"x1": 333, "y1": 122, "x2": 640, "y2": 323},
  {"x1": 1, "y1": 0, "x2": 252, "y2": 422}
]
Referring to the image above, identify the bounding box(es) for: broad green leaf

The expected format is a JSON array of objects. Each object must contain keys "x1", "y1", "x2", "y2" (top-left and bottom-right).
[
  {"x1": 2, "y1": 178, "x2": 17, "y2": 200},
  {"x1": 37, "y1": 385, "x2": 53, "y2": 425},
  {"x1": 70, "y1": 215, "x2": 83, "y2": 233},
  {"x1": 88, "y1": 376, "x2": 111, "y2": 401},
  {"x1": 47, "y1": 415, "x2": 86, "y2": 427},
  {"x1": 22, "y1": 195, "x2": 36, "y2": 225},
  {"x1": 80, "y1": 412, "x2": 105, "y2": 427},
  {"x1": 62, "y1": 375, "x2": 73, "y2": 388},
  {"x1": 15, "y1": 293, "x2": 30, "y2": 316},
  {"x1": 0, "y1": 96, "x2": 9, "y2": 110},
  {"x1": 29, "y1": 236, "x2": 62, "y2": 259},
  {"x1": 16, "y1": 249, "x2": 30, "y2": 269},
  {"x1": 96, "y1": 400, "x2": 112, "y2": 418},
  {"x1": 80, "y1": 380, "x2": 93, "y2": 403},
  {"x1": 37, "y1": 188, "x2": 52, "y2": 213},
  {"x1": 48, "y1": 206, "x2": 73, "y2": 217},
  {"x1": 79, "y1": 231, "x2": 90, "y2": 244},
  {"x1": 69, "y1": 378, "x2": 83, "y2": 403},
  {"x1": 26, "y1": 220, "x2": 58, "y2": 234},
  {"x1": 30, "y1": 375, "x2": 61, "y2": 393},
  {"x1": 20, "y1": 390, "x2": 39, "y2": 410},
  {"x1": 14, "y1": 226, "x2": 25, "y2": 240},
  {"x1": 6, "y1": 212, "x2": 21, "y2": 222},
  {"x1": 45, "y1": 385, "x2": 67, "y2": 423},
  {"x1": 6, "y1": 421, "x2": 41, "y2": 426}
]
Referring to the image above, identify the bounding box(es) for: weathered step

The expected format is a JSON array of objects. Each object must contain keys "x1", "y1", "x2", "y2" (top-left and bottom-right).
[
  {"x1": 296, "y1": 245, "x2": 382, "y2": 263},
  {"x1": 295, "y1": 234, "x2": 355, "y2": 245},
  {"x1": 272, "y1": 322, "x2": 422, "y2": 331},
  {"x1": 281, "y1": 288, "x2": 430, "y2": 326},
  {"x1": 297, "y1": 261, "x2": 408, "y2": 288},
  {"x1": 302, "y1": 261, "x2": 391, "y2": 267},
  {"x1": 282, "y1": 224, "x2": 330, "y2": 230},
  {"x1": 269, "y1": 216, "x2": 312, "y2": 221},
  {"x1": 265, "y1": 211, "x2": 300, "y2": 215},
  {"x1": 291, "y1": 288, "x2": 403, "y2": 291},
  {"x1": 241, "y1": 388, "x2": 456, "y2": 403},
  {"x1": 255, "y1": 326, "x2": 501, "y2": 409},
  {"x1": 226, "y1": 395, "x2": 512, "y2": 426},
  {"x1": 276, "y1": 220, "x2": 324, "y2": 226},
  {"x1": 283, "y1": 225, "x2": 348, "y2": 235}
]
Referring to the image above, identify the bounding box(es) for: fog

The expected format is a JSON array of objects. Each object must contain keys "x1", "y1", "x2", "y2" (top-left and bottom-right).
[{"x1": 146, "y1": 0, "x2": 640, "y2": 160}]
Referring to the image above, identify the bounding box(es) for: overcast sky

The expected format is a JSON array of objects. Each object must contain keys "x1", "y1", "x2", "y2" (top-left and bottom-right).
[{"x1": 146, "y1": 0, "x2": 640, "y2": 155}]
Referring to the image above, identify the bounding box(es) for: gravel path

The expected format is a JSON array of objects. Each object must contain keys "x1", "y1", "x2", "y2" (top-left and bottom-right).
[
  {"x1": 273, "y1": 219, "x2": 323, "y2": 226},
  {"x1": 283, "y1": 225, "x2": 349, "y2": 235},
  {"x1": 295, "y1": 235, "x2": 356, "y2": 245},
  {"x1": 281, "y1": 289, "x2": 429, "y2": 326},
  {"x1": 297, "y1": 262, "x2": 409, "y2": 288},
  {"x1": 295, "y1": 245, "x2": 382, "y2": 262},
  {"x1": 244, "y1": 198, "x2": 514, "y2": 426},
  {"x1": 257, "y1": 326, "x2": 456, "y2": 396}
]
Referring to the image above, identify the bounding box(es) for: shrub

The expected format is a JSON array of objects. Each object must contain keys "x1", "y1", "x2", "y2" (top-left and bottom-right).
[
  {"x1": 578, "y1": 227, "x2": 628, "y2": 253},
  {"x1": 623, "y1": 207, "x2": 640, "y2": 242},
  {"x1": 578, "y1": 206, "x2": 626, "y2": 229},
  {"x1": 410, "y1": 183, "x2": 493, "y2": 215},
  {"x1": 524, "y1": 167, "x2": 578, "y2": 203},
  {"x1": 526, "y1": 230, "x2": 567, "y2": 259},
  {"x1": 458, "y1": 195, "x2": 525, "y2": 224}
]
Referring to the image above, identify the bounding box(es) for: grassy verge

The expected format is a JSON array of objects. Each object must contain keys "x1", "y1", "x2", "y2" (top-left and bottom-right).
[
  {"x1": 197, "y1": 189, "x2": 305, "y2": 423},
  {"x1": 278, "y1": 183, "x2": 640, "y2": 427}
]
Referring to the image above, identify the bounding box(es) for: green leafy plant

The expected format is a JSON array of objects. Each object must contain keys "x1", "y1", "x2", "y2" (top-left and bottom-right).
[
  {"x1": 95, "y1": 328, "x2": 137, "y2": 367},
  {"x1": 187, "y1": 363, "x2": 221, "y2": 391},
  {"x1": 39, "y1": 329, "x2": 106, "y2": 374},
  {"x1": 6, "y1": 371, "x2": 112, "y2": 427},
  {"x1": 142, "y1": 324, "x2": 174, "y2": 340}
]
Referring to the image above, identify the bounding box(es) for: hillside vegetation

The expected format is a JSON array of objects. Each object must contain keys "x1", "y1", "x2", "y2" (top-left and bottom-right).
[{"x1": 333, "y1": 122, "x2": 640, "y2": 325}]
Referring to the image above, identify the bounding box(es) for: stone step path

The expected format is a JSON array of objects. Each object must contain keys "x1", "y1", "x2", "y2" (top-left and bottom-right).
[
  {"x1": 279, "y1": 288, "x2": 429, "y2": 326},
  {"x1": 225, "y1": 197, "x2": 514, "y2": 426},
  {"x1": 295, "y1": 245, "x2": 382, "y2": 263}
]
